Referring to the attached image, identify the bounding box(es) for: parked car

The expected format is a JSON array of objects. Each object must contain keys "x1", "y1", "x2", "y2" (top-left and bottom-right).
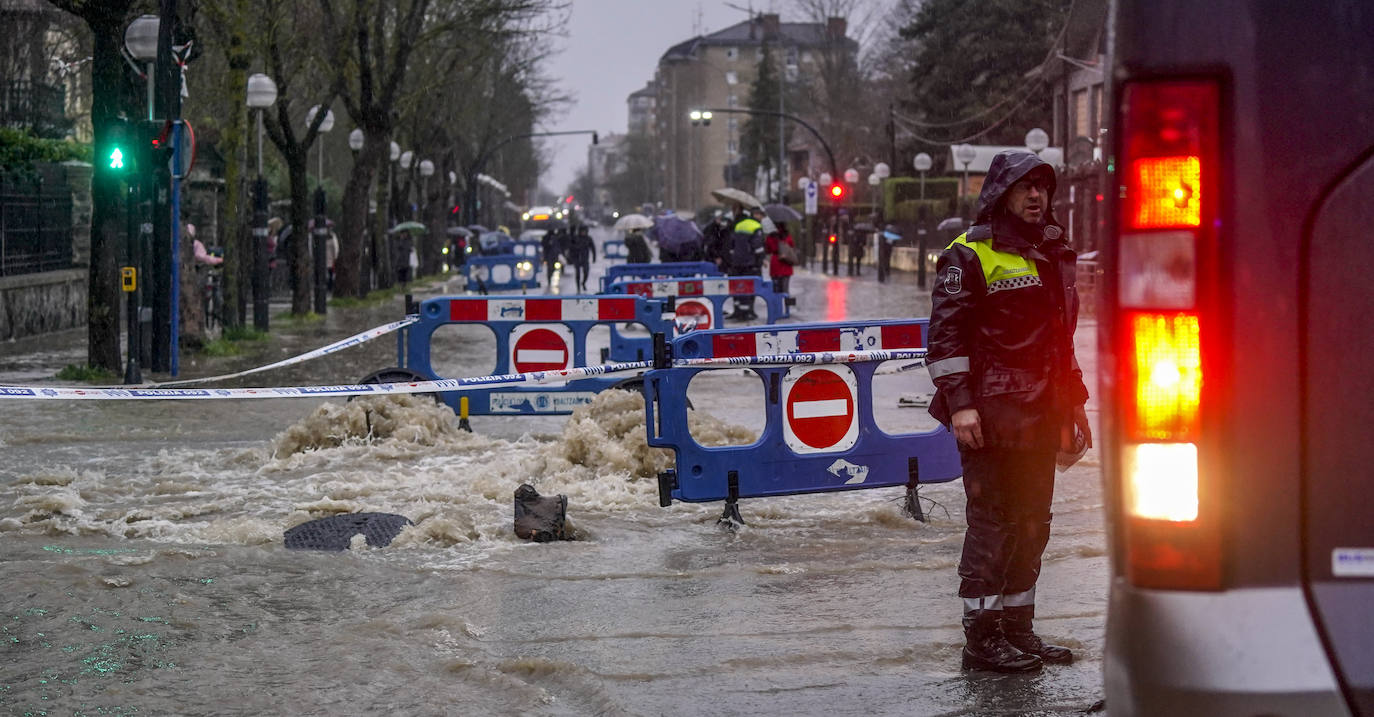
[{"x1": 1102, "y1": 1, "x2": 1373, "y2": 715}]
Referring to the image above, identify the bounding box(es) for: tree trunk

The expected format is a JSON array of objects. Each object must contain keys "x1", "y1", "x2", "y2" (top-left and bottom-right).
[
  {"x1": 336, "y1": 135, "x2": 381, "y2": 299},
  {"x1": 86, "y1": 24, "x2": 123, "y2": 372},
  {"x1": 288, "y1": 150, "x2": 312, "y2": 314}
]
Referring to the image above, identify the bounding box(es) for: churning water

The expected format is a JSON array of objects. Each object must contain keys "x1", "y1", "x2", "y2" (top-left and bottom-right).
[{"x1": 0, "y1": 262, "x2": 1107, "y2": 716}]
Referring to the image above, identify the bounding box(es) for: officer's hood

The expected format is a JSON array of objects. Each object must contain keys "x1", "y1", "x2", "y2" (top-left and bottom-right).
[{"x1": 967, "y1": 150, "x2": 1062, "y2": 242}]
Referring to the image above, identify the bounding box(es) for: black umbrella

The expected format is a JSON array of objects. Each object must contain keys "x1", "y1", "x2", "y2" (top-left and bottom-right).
[{"x1": 763, "y1": 203, "x2": 803, "y2": 223}]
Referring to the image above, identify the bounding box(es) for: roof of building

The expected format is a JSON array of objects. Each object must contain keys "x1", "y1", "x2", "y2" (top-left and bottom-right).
[{"x1": 661, "y1": 16, "x2": 857, "y2": 63}]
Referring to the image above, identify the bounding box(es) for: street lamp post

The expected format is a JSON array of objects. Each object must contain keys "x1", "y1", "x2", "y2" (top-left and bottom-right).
[
  {"x1": 120, "y1": 15, "x2": 160, "y2": 383},
  {"x1": 913, "y1": 152, "x2": 934, "y2": 288},
  {"x1": 306, "y1": 105, "x2": 334, "y2": 314},
  {"x1": 1025, "y1": 127, "x2": 1049, "y2": 156},
  {"x1": 123, "y1": 15, "x2": 159, "y2": 121},
  {"x1": 955, "y1": 143, "x2": 977, "y2": 220},
  {"x1": 418, "y1": 159, "x2": 434, "y2": 276},
  {"x1": 246, "y1": 73, "x2": 277, "y2": 331}
]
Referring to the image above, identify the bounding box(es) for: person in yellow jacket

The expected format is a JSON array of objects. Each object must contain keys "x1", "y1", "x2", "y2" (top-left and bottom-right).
[
  {"x1": 927, "y1": 150, "x2": 1091, "y2": 674},
  {"x1": 725, "y1": 206, "x2": 766, "y2": 320}
]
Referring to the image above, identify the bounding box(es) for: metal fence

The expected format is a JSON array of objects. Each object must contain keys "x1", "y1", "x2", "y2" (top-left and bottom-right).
[{"x1": 1, "y1": 180, "x2": 73, "y2": 277}]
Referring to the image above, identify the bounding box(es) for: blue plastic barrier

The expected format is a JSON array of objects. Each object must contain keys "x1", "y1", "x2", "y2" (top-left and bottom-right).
[
  {"x1": 603, "y1": 239, "x2": 629, "y2": 262},
  {"x1": 395, "y1": 295, "x2": 674, "y2": 416},
  {"x1": 607, "y1": 275, "x2": 793, "y2": 331},
  {"x1": 463, "y1": 254, "x2": 540, "y2": 293},
  {"x1": 599, "y1": 261, "x2": 721, "y2": 293},
  {"x1": 512, "y1": 239, "x2": 544, "y2": 268},
  {"x1": 643, "y1": 319, "x2": 961, "y2": 510}
]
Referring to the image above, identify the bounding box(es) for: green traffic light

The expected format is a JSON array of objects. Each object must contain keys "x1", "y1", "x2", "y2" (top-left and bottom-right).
[{"x1": 109, "y1": 147, "x2": 125, "y2": 170}]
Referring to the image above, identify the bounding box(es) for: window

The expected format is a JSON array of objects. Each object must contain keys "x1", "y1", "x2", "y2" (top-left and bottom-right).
[
  {"x1": 728, "y1": 94, "x2": 738, "y2": 107},
  {"x1": 802, "y1": 51, "x2": 812, "y2": 64},
  {"x1": 756, "y1": 47, "x2": 764, "y2": 61},
  {"x1": 725, "y1": 47, "x2": 738, "y2": 60},
  {"x1": 728, "y1": 118, "x2": 738, "y2": 131},
  {"x1": 726, "y1": 71, "x2": 738, "y2": 85},
  {"x1": 728, "y1": 140, "x2": 738, "y2": 154},
  {"x1": 1074, "y1": 89, "x2": 1090, "y2": 140},
  {"x1": 786, "y1": 46, "x2": 799, "y2": 66},
  {"x1": 1092, "y1": 85, "x2": 1104, "y2": 135}
]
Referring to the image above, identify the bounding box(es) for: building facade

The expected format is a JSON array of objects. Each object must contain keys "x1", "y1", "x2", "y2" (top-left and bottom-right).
[{"x1": 650, "y1": 13, "x2": 856, "y2": 212}]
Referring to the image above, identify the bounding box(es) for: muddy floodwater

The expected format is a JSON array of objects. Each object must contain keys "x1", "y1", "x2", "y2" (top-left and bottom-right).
[{"x1": 1, "y1": 248, "x2": 1107, "y2": 716}]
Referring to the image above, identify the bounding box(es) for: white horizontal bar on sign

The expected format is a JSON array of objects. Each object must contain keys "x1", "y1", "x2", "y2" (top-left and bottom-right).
[
  {"x1": 517, "y1": 350, "x2": 566, "y2": 363},
  {"x1": 792, "y1": 399, "x2": 849, "y2": 419}
]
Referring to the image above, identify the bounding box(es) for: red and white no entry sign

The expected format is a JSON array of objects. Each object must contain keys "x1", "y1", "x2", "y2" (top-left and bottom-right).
[
  {"x1": 783, "y1": 366, "x2": 859, "y2": 454},
  {"x1": 511, "y1": 326, "x2": 571, "y2": 373},
  {"x1": 674, "y1": 298, "x2": 713, "y2": 333}
]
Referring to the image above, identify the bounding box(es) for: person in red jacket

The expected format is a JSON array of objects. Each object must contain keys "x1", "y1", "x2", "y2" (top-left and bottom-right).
[{"x1": 764, "y1": 221, "x2": 796, "y2": 294}]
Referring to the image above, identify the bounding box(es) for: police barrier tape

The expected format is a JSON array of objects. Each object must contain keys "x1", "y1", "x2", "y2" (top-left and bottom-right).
[
  {"x1": 644, "y1": 319, "x2": 961, "y2": 507},
  {"x1": 599, "y1": 261, "x2": 721, "y2": 293},
  {"x1": 0, "y1": 348, "x2": 924, "y2": 401},
  {"x1": 149, "y1": 316, "x2": 421, "y2": 387}
]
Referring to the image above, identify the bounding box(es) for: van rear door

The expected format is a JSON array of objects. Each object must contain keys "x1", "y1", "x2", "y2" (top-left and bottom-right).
[{"x1": 1303, "y1": 156, "x2": 1374, "y2": 716}]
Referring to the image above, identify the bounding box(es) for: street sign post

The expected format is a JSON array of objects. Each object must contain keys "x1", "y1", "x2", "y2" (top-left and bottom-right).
[{"x1": 804, "y1": 181, "x2": 818, "y2": 215}]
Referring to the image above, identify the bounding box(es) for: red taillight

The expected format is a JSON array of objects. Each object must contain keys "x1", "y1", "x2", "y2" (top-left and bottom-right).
[{"x1": 1115, "y1": 78, "x2": 1221, "y2": 590}]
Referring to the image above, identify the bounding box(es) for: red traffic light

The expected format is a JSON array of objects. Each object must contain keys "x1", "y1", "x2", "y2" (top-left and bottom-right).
[
  {"x1": 829, "y1": 184, "x2": 845, "y2": 200},
  {"x1": 828, "y1": 234, "x2": 837, "y2": 244}
]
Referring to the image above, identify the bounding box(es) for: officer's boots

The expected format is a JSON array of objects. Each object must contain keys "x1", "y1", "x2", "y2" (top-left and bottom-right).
[
  {"x1": 1002, "y1": 605, "x2": 1073, "y2": 664},
  {"x1": 961, "y1": 609, "x2": 1042, "y2": 673}
]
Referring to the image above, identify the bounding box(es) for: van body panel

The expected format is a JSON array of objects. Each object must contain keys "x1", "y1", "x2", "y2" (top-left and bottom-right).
[{"x1": 1108, "y1": 0, "x2": 1374, "y2": 713}]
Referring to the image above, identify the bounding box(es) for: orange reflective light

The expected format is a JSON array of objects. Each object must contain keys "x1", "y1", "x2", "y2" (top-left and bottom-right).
[
  {"x1": 532, "y1": 214, "x2": 549, "y2": 221},
  {"x1": 1129, "y1": 312, "x2": 1202, "y2": 440},
  {"x1": 1130, "y1": 156, "x2": 1201, "y2": 229}
]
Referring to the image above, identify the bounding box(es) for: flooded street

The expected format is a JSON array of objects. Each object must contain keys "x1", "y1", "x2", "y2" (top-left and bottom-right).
[{"x1": 1, "y1": 237, "x2": 1106, "y2": 716}]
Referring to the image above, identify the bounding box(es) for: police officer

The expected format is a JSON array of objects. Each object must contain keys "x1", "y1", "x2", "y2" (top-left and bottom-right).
[
  {"x1": 927, "y1": 150, "x2": 1091, "y2": 674},
  {"x1": 726, "y1": 206, "x2": 766, "y2": 320}
]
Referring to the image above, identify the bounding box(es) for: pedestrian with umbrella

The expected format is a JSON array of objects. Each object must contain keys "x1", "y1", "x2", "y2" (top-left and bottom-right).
[
  {"x1": 652, "y1": 212, "x2": 704, "y2": 263},
  {"x1": 726, "y1": 205, "x2": 768, "y2": 320},
  {"x1": 624, "y1": 229, "x2": 652, "y2": 264},
  {"x1": 765, "y1": 220, "x2": 797, "y2": 295}
]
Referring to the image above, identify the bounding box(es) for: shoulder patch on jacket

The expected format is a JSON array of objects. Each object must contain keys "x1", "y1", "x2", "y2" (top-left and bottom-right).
[{"x1": 943, "y1": 266, "x2": 963, "y2": 294}]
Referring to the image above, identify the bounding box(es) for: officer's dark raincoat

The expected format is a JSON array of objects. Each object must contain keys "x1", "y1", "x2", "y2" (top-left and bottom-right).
[{"x1": 926, "y1": 151, "x2": 1088, "y2": 450}]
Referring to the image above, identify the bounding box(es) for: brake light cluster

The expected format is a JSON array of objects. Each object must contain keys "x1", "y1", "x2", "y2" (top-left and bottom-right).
[{"x1": 1116, "y1": 79, "x2": 1221, "y2": 589}]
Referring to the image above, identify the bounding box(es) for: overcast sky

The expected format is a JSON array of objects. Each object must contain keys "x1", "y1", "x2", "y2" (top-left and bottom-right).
[{"x1": 542, "y1": 0, "x2": 776, "y2": 195}]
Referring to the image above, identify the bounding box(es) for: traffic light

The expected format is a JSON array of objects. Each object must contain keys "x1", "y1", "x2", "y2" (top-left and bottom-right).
[
  {"x1": 142, "y1": 120, "x2": 172, "y2": 173},
  {"x1": 829, "y1": 183, "x2": 845, "y2": 202},
  {"x1": 99, "y1": 119, "x2": 134, "y2": 175}
]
